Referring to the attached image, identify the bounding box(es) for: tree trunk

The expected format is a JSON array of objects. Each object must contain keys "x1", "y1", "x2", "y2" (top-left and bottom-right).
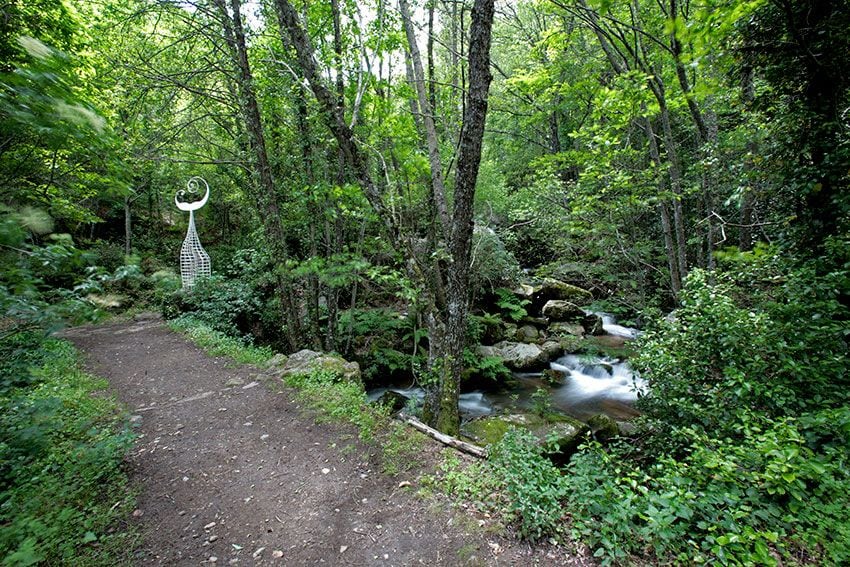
[
  {"x1": 423, "y1": 0, "x2": 496, "y2": 435},
  {"x1": 657, "y1": 95, "x2": 688, "y2": 282},
  {"x1": 124, "y1": 194, "x2": 132, "y2": 256},
  {"x1": 215, "y1": 0, "x2": 301, "y2": 351},
  {"x1": 644, "y1": 117, "x2": 681, "y2": 296},
  {"x1": 400, "y1": 0, "x2": 450, "y2": 238}
]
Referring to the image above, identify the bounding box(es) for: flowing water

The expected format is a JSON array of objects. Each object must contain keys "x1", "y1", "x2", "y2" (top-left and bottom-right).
[{"x1": 366, "y1": 313, "x2": 646, "y2": 423}]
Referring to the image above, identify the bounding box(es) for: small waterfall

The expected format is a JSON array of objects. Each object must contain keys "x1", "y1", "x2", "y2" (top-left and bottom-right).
[
  {"x1": 367, "y1": 313, "x2": 645, "y2": 422},
  {"x1": 594, "y1": 312, "x2": 641, "y2": 339}
]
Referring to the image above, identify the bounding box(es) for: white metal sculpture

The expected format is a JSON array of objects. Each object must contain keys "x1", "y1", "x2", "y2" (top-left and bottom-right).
[{"x1": 175, "y1": 177, "x2": 211, "y2": 288}]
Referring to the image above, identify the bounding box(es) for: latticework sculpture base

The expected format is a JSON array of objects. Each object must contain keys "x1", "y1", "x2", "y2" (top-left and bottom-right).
[{"x1": 179, "y1": 210, "x2": 211, "y2": 288}]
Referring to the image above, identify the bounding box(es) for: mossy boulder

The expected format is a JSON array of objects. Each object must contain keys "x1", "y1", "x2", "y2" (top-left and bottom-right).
[
  {"x1": 558, "y1": 335, "x2": 585, "y2": 353},
  {"x1": 587, "y1": 413, "x2": 620, "y2": 442},
  {"x1": 581, "y1": 313, "x2": 605, "y2": 335},
  {"x1": 477, "y1": 341, "x2": 549, "y2": 370},
  {"x1": 541, "y1": 368, "x2": 565, "y2": 385},
  {"x1": 548, "y1": 321, "x2": 585, "y2": 337},
  {"x1": 534, "y1": 278, "x2": 593, "y2": 306},
  {"x1": 516, "y1": 324, "x2": 539, "y2": 343},
  {"x1": 462, "y1": 412, "x2": 590, "y2": 461},
  {"x1": 542, "y1": 300, "x2": 585, "y2": 322},
  {"x1": 374, "y1": 390, "x2": 409, "y2": 414},
  {"x1": 520, "y1": 316, "x2": 549, "y2": 328},
  {"x1": 274, "y1": 349, "x2": 362, "y2": 384},
  {"x1": 264, "y1": 353, "x2": 289, "y2": 369},
  {"x1": 540, "y1": 340, "x2": 562, "y2": 359}
]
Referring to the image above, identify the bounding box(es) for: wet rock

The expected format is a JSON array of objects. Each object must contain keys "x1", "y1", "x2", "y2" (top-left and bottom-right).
[
  {"x1": 374, "y1": 390, "x2": 409, "y2": 414},
  {"x1": 581, "y1": 313, "x2": 605, "y2": 335},
  {"x1": 512, "y1": 283, "x2": 535, "y2": 300},
  {"x1": 462, "y1": 412, "x2": 589, "y2": 461},
  {"x1": 541, "y1": 368, "x2": 565, "y2": 385},
  {"x1": 544, "y1": 418, "x2": 590, "y2": 460},
  {"x1": 548, "y1": 321, "x2": 584, "y2": 337},
  {"x1": 520, "y1": 316, "x2": 549, "y2": 328},
  {"x1": 515, "y1": 325, "x2": 539, "y2": 343},
  {"x1": 540, "y1": 340, "x2": 562, "y2": 359},
  {"x1": 558, "y1": 335, "x2": 584, "y2": 353},
  {"x1": 541, "y1": 300, "x2": 585, "y2": 322},
  {"x1": 264, "y1": 353, "x2": 288, "y2": 369},
  {"x1": 616, "y1": 420, "x2": 637, "y2": 436},
  {"x1": 532, "y1": 278, "x2": 593, "y2": 307},
  {"x1": 275, "y1": 349, "x2": 361, "y2": 384},
  {"x1": 587, "y1": 414, "x2": 620, "y2": 442},
  {"x1": 477, "y1": 342, "x2": 549, "y2": 370}
]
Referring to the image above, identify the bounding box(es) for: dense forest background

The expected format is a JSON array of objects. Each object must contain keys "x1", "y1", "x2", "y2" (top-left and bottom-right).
[{"x1": 2, "y1": 0, "x2": 849, "y2": 564}]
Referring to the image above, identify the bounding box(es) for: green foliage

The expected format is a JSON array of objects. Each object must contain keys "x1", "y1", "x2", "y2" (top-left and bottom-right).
[
  {"x1": 463, "y1": 350, "x2": 512, "y2": 383},
  {"x1": 562, "y1": 249, "x2": 850, "y2": 564},
  {"x1": 1, "y1": 210, "x2": 104, "y2": 336},
  {"x1": 283, "y1": 368, "x2": 381, "y2": 441},
  {"x1": 1, "y1": 35, "x2": 125, "y2": 225},
  {"x1": 488, "y1": 428, "x2": 568, "y2": 541},
  {"x1": 432, "y1": 454, "x2": 495, "y2": 505},
  {"x1": 637, "y1": 254, "x2": 849, "y2": 439},
  {"x1": 529, "y1": 387, "x2": 552, "y2": 417},
  {"x1": 469, "y1": 227, "x2": 522, "y2": 298},
  {"x1": 162, "y1": 275, "x2": 265, "y2": 339},
  {"x1": 0, "y1": 336, "x2": 136, "y2": 566},
  {"x1": 337, "y1": 308, "x2": 422, "y2": 382},
  {"x1": 494, "y1": 288, "x2": 528, "y2": 322}
]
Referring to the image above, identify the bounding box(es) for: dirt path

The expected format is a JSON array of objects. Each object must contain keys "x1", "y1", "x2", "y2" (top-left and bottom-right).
[{"x1": 65, "y1": 317, "x2": 581, "y2": 566}]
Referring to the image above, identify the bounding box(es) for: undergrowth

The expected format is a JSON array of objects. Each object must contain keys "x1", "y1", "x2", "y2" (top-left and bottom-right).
[
  {"x1": 168, "y1": 315, "x2": 273, "y2": 365},
  {"x1": 0, "y1": 334, "x2": 137, "y2": 566}
]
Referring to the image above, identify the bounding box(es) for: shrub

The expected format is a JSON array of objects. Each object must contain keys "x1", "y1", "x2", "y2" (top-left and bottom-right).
[
  {"x1": 0, "y1": 337, "x2": 136, "y2": 565},
  {"x1": 162, "y1": 275, "x2": 265, "y2": 338},
  {"x1": 469, "y1": 226, "x2": 522, "y2": 299},
  {"x1": 562, "y1": 250, "x2": 850, "y2": 564},
  {"x1": 337, "y1": 308, "x2": 423, "y2": 382},
  {"x1": 487, "y1": 428, "x2": 569, "y2": 541}
]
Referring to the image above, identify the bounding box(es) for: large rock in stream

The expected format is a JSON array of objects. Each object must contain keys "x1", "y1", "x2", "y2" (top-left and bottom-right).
[
  {"x1": 477, "y1": 341, "x2": 550, "y2": 370},
  {"x1": 267, "y1": 349, "x2": 362, "y2": 384},
  {"x1": 515, "y1": 278, "x2": 593, "y2": 312},
  {"x1": 541, "y1": 300, "x2": 585, "y2": 321}
]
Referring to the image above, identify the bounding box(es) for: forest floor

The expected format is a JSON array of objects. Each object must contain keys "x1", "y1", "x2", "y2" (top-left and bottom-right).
[{"x1": 64, "y1": 316, "x2": 588, "y2": 566}]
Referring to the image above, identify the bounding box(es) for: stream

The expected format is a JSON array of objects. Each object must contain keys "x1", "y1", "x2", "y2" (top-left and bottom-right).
[{"x1": 367, "y1": 313, "x2": 647, "y2": 423}]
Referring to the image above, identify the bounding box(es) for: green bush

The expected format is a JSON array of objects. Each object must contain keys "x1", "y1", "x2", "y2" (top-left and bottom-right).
[
  {"x1": 161, "y1": 275, "x2": 265, "y2": 338},
  {"x1": 337, "y1": 308, "x2": 423, "y2": 382},
  {"x1": 561, "y1": 249, "x2": 850, "y2": 564},
  {"x1": 487, "y1": 428, "x2": 568, "y2": 541},
  {"x1": 469, "y1": 226, "x2": 522, "y2": 299},
  {"x1": 0, "y1": 336, "x2": 136, "y2": 566},
  {"x1": 168, "y1": 316, "x2": 273, "y2": 365}
]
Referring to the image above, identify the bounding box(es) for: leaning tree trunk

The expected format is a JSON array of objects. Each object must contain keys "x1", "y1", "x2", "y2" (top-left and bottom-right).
[{"x1": 214, "y1": 0, "x2": 302, "y2": 351}]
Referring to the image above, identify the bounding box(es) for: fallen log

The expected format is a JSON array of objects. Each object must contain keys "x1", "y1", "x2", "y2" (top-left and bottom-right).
[{"x1": 398, "y1": 413, "x2": 487, "y2": 458}]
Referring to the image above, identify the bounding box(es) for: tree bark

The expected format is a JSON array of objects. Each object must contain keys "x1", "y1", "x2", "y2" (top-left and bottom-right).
[
  {"x1": 644, "y1": 117, "x2": 681, "y2": 296},
  {"x1": 214, "y1": 0, "x2": 301, "y2": 351},
  {"x1": 124, "y1": 194, "x2": 132, "y2": 256},
  {"x1": 423, "y1": 0, "x2": 496, "y2": 436},
  {"x1": 400, "y1": 0, "x2": 450, "y2": 239}
]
